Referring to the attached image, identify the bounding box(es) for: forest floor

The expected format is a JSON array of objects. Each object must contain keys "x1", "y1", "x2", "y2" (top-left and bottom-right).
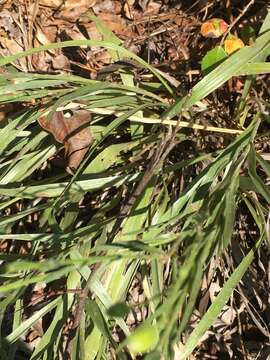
[{"x1": 0, "y1": 0, "x2": 270, "y2": 359}]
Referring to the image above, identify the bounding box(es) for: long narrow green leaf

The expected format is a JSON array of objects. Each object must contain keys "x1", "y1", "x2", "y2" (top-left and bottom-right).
[
  {"x1": 164, "y1": 26, "x2": 270, "y2": 119},
  {"x1": 0, "y1": 40, "x2": 172, "y2": 94},
  {"x1": 179, "y1": 237, "x2": 263, "y2": 359},
  {"x1": 5, "y1": 297, "x2": 61, "y2": 344}
]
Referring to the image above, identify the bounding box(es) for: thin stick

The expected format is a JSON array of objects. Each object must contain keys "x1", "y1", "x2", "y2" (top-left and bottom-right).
[
  {"x1": 88, "y1": 108, "x2": 243, "y2": 134},
  {"x1": 221, "y1": 0, "x2": 255, "y2": 45},
  {"x1": 65, "y1": 262, "x2": 101, "y2": 358},
  {"x1": 108, "y1": 117, "x2": 181, "y2": 243},
  {"x1": 56, "y1": 104, "x2": 243, "y2": 134}
]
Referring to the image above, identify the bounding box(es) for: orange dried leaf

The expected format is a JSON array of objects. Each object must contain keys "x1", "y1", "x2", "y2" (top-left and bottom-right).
[
  {"x1": 224, "y1": 38, "x2": 244, "y2": 55},
  {"x1": 201, "y1": 18, "x2": 229, "y2": 38}
]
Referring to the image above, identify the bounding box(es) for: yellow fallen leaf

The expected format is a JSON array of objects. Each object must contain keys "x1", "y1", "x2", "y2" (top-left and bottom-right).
[{"x1": 224, "y1": 38, "x2": 244, "y2": 54}]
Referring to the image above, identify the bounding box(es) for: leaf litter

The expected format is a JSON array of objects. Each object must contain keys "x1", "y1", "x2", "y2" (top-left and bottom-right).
[{"x1": 0, "y1": 0, "x2": 270, "y2": 359}]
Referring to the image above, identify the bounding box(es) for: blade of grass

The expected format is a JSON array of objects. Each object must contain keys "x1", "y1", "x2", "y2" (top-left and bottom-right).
[{"x1": 179, "y1": 235, "x2": 263, "y2": 360}]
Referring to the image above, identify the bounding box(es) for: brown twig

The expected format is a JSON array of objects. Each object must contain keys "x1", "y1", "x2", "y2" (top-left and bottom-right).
[
  {"x1": 65, "y1": 120, "x2": 182, "y2": 357},
  {"x1": 65, "y1": 262, "x2": 101, "y2": 359},
  {"x1": 108, "y1": 124, "x2": 180, "y2": 242},
  {"x1": 54, "y1": 105, "x2": 244, "y2": 134},
  {"x1": 220, "y1": 0, "x2": 255, "y2": 45}
]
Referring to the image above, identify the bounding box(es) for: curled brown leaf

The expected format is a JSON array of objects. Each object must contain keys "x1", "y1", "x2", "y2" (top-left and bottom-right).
[{"x1": 38, "y1": 109, "x2": 93, "y2": 173}]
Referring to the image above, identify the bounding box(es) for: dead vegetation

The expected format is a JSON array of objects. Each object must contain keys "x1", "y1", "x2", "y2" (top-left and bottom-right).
[{"x1": 0, "y1": 1, "x2": 270, "y2": 359}]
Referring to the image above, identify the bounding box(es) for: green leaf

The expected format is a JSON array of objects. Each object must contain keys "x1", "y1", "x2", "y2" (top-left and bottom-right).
[
  {"x1": 179, "y1": 237, "x2": 263, "y2": 359},
  {"x1": 89, "y1": 15, "x2": 122, "y2": 61},
  {"x1": 201, "y1": 46, "x2": 228, "y2": 75},
  {"x1": 164, "y1": 27, "x2": 270, "y2": 119},
  {"x1": 126, "y1": 324, "x2": 159, "y2": 354},
  {"x1": 84, "y1": 141, "x2": 138, "y2": 174},
  {"x1": 248, "y1": 147, "x2": 270, "y2": 204},
  {"x1": 85, "y1": 299, "x2": 116, "y2": 347},
  {"x1": 0, "y1": 40, "x2": 172, "y2": 94},
  {"x1": 107, "y1": 302, "x2": 130, "y2": 318},
  {"x1": 5, "y1": 297, "x2": 61, "y2": 344}
]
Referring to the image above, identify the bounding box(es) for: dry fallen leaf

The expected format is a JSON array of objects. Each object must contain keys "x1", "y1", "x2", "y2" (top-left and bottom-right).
[
  {"x1": 35, "y1": 24, "x2": 58, "y2": 46},
  {"x1": 39, "y1": 0, "x2": 96, "y2": 9},
  {"x1": 0, "y1": 37, "x2": 28, "y2": 71},
  {"x1": 201, "y1": 18, "x2": 229, "y2": 38},
  {"x1": 55, "y1": 0, "x2": 97, "y2": 21},
  {"x1": 61, "y1": 0, "x2": 97, "y2": 10},
  {"x1": 38, "y1": 110, "x2": 93, "y2": 173},
  {"x1": 224, "y1": 37, "x2": 244, "y2": 54},
  {"x1": 0, "y1": 103, "x2": 14, "y2": 124},
  {"x1": 64, "y1": 27, "x2": 89, "y2": 48},
  {"x1": 142, "y1": 0, "x2": 161, "y2": 15},
  {"x1": 39, "y1": 0, "x2": 63, "y2": 7},
  {"x1": 86, "y1": 12, "x2": 133, "y2": 42},
  {"x1": 123, "y1": 0, "x2": 136, "y2": 20},
  {"x1": 32, "y1": 40, "x2": 52, "y2": 72},
  {"x1": 0, "y1": 9, "x2": 21, "y2": 38},
  {"x1": 52, "y1": 54, "x2": 70, "y2": 70},
  {"x1": 92, "y1": 0, "x2": 121, "y2": 15}
]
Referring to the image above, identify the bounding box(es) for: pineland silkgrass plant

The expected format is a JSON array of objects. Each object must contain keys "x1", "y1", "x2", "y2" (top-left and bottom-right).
[{"x1": 0, "y1": 12, "x2": 270, "y2": 360}]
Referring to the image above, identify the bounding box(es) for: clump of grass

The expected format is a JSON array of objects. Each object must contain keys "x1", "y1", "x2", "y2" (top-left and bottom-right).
[{"x1": 0, "y1": 11, "x2": 270, "y2": 360}]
